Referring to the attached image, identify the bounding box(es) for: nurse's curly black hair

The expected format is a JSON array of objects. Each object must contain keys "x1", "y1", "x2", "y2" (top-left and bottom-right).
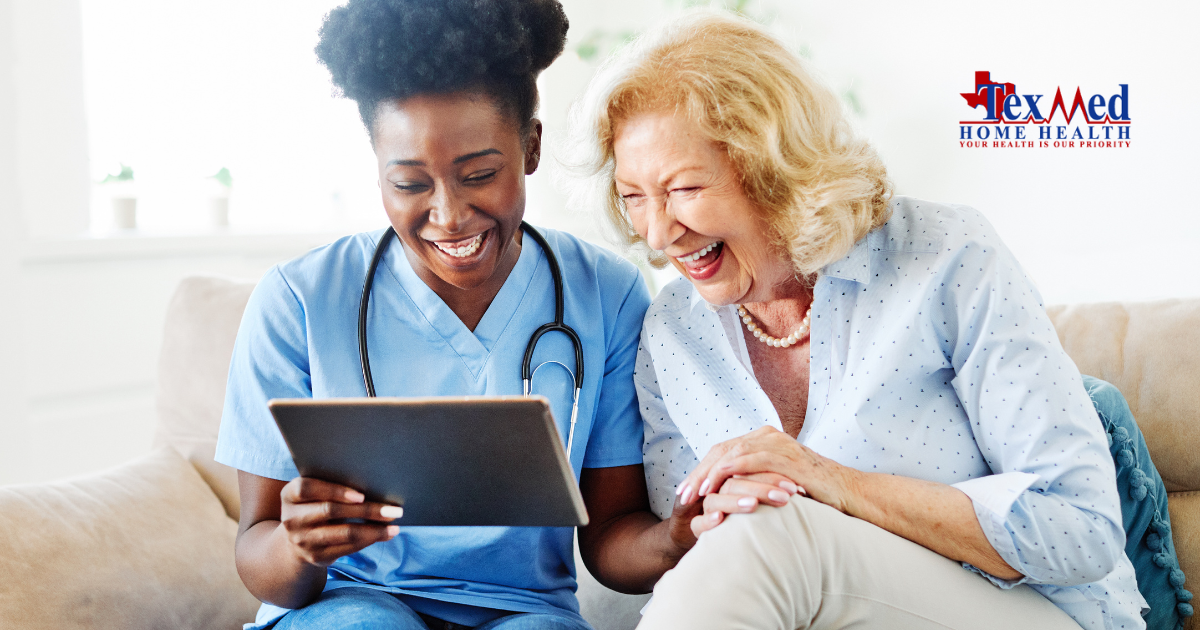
[{"x1": 316, "y1": 0, "x2": 569, "y2": 140}]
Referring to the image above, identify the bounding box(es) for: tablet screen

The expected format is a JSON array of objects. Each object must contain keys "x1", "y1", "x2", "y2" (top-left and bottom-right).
[{"x1": 268, "y1": 396, "x2": 588, "y2": 527}]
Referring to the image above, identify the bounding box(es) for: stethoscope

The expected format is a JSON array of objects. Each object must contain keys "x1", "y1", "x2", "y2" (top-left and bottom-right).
[{"x1": 357, "y1": 221, "x2": 585, "y2": 457}]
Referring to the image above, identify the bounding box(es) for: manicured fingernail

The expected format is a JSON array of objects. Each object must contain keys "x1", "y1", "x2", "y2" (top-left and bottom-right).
[
  {"x1": 796, "y1": 486, "x2": 807, "y2": 496},
  {"x1": 345, "y1": 490, "x2": 365, "y2": 503},
  {"x1": 737, "y1": 497, "x2": 756, "y2": 508},
  {"x1": 680, "y1": 484, "x2": 693, "y2": 504},
  {"x1": 710, "y1": 511, "x2": 721, "y2": 522},
  {"x1": 768, "y1": 490, "x2": 789, "y2": 503},
  {"x1": 698, "y1": 479, "x2": 712, "y2": 496},
  {"x1": 380, "y1": 505, "x2": 404, "y2": 519},
  {"x1": 386, "y1": 525, "x2": 399, "y2": 537},
  {"x1": 676, "y1": 484, "x2": 684, "y2": 496},
  {"x1": 778, "y1": 480, "x2": 798, "y2": 494}
]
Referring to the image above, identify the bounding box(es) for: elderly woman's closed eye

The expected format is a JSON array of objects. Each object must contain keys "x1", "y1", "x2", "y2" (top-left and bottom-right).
[{"x1": 567, "y1": 9, "x2": 1146, "y2": 630}]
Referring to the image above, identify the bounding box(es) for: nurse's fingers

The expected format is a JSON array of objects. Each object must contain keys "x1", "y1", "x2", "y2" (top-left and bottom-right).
[
  {"x1": 290, "y1": 523, "x2": 399, "y2": 566},
  {"x1": 282, "y1": 499, "x2": 403, "y2": 530},
  {"x1": 282, "y1": 476, "x2": 367, "y2": 506}
]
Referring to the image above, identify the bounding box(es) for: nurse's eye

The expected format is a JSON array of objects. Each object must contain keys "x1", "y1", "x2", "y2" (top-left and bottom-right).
[
  {"x1": 393, "y1": 182, "x2": 430, "y2": 193},
  {"x1": 464, "y1": 170, "x2": 497, "y2": 185}
]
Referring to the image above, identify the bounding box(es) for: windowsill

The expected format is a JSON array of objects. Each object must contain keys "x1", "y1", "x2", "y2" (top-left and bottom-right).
[{"x1": 19, "y1": 226, "x2": 369, "y2": 264}]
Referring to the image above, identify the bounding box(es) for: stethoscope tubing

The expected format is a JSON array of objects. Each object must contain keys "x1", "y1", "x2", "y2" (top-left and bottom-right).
[{"x1": 357, "y1": 221, "x2": 584, "y2": 454}]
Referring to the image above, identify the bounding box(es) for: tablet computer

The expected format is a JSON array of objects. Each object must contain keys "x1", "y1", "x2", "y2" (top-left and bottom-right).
[{"x1": 268, "y1": 396, "x2": 587, "y2": 527}]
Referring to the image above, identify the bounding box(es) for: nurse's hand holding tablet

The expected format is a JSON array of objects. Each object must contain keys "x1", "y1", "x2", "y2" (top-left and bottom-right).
[{"x1": 274, "y1": 478, "x2": 401, "y2": 568}]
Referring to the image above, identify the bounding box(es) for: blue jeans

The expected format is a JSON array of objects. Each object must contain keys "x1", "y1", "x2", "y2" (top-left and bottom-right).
[{"x1": 271, "y1": 587, "x2": 592, "y2": 630}]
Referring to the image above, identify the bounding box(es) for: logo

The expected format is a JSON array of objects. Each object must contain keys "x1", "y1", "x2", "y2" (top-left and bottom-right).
[{"x1": 958, "y1": 71, "x2": 1131, "y2": 149}]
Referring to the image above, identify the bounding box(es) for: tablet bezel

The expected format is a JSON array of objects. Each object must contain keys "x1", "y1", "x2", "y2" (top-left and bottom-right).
[{"x1": 268, "y1": 396, "x2": 588, "y2": 527}]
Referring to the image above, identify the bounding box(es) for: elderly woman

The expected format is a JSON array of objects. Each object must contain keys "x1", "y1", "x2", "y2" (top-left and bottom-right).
[{"x1": 567, "y1": 11, "x2": 1146, "y2": 630}]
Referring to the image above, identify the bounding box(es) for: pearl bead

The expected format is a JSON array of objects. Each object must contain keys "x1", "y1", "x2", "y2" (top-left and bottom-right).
[{"x1": 736, "y1": 302, "x2": 813, "y2": 349}]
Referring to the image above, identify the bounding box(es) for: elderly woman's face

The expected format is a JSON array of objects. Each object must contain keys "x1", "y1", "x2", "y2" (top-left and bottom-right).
[{"x1": 614, "y1": 111, "x2": 792, "y2": 306}]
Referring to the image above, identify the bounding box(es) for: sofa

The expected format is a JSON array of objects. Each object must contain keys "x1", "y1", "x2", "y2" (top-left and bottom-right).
[{"x1": 0, "y1": 276, "x2": 1196, "y2": 630}]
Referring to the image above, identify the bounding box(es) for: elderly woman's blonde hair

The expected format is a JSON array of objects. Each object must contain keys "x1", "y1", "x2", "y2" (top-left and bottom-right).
[{"x1": 564, "y1": 10, "x2": 892, "y2": 276}]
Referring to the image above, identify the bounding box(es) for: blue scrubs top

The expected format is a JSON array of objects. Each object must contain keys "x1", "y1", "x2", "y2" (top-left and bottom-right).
[{"x1": 214, "y1": 226, "x2": 650, "y2": 628}]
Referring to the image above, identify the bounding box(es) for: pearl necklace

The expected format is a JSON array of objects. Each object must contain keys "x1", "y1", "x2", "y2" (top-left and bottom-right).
[{"x1": 737, "y1": 304, "x2": 812, "y2": 348}]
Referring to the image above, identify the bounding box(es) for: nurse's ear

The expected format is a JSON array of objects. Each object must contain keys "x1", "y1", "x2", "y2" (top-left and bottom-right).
[{"x1": 523, "y1": 119, "x2": 543, "y2": 176}]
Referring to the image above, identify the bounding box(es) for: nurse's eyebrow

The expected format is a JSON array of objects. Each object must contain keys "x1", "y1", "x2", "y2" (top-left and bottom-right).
[
  {"x1": 385, "y1": 149, "x2": 501, "y2": 167},
  {"x1": 453, "y1": 148, "x2": 502, "y2": 164}
]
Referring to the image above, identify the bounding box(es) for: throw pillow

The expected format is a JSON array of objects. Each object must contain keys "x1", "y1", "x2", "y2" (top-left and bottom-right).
[
  {"x1": 0, "y1": 446, "x2": 260, "y2": 630},
  {"x1": 1085, "y1": 375, "x2": 1193, "y2": 630}
]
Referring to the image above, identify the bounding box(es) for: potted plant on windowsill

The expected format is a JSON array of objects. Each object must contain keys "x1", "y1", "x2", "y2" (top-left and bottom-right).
[
  {"x1": 101, "y1": 163, "x2": 136, "y2": 230},
  {"x1": 207, "y1": 167, "x2": 232, "y2": 229}
]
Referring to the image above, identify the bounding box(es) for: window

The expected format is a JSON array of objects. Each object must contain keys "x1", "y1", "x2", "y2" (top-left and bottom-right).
[{"x1": 81, "y1": 0, "x2": 381, "y2": 234}]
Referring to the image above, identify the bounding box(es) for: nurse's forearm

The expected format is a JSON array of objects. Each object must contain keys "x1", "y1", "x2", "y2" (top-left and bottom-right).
[
  {"x1": 235, "y1": 520, "x2": 329, "y2": 609},
  {"x1": 578, "y1": 464, "x2": 694, "y2": 593},
  {"x1": 583, "y1": 513, "x2": 688, "y2": 593}
]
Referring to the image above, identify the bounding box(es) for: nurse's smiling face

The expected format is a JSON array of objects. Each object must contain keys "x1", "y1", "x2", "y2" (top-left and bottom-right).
[{"x1": 373, "y1": 92, "x2": 539, "y2": 313}]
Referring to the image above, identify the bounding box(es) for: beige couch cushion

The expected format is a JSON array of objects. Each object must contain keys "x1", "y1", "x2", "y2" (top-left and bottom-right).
[
  {"x1": 0, "y1": 446, "x2": 259, "y2": 630},
  {"x1": 1047, "y1": 299, "x2": 1200, "y2": 492},
  {"x1": 155, "y1": 276, "x2": 256, "y2": 521}
]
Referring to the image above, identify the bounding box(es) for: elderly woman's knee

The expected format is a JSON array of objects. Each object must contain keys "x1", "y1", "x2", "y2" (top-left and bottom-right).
[{"x1": 697, "y1": 496, "x2": 828, "y2": 560}]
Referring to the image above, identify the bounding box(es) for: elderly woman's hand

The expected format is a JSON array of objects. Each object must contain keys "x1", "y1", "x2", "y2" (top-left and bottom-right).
[{"x1": 680, "y1": 427, "x2": 861, "y2": 536}]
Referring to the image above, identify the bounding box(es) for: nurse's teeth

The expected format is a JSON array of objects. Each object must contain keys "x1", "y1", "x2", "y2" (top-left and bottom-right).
[
  {"x1": 676, "y1": 241, "x2": 721, "y2": 263},
  {"x1": 436, "y1": 233, "x2": 483, "y2": 258}
]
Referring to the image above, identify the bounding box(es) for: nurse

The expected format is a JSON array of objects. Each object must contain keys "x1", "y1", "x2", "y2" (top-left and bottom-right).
[{"x1": 214, "y1": 1, "x2": 692, "y2": 628}]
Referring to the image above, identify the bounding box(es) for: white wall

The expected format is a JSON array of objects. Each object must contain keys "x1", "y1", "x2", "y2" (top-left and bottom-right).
[
  {"x1": 0, "y1": 0, "x2": 32, "y2": 483},
  {"x1": 11, "y1": 0, "x2": 88, "y2": 238}
]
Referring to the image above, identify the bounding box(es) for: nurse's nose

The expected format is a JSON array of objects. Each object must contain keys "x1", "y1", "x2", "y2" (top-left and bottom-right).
[
  {"x1": 426, "y1": 183, "x2": 472, "y2": 233},
  {"x1": 642, "y1": 195, "x2": 686, "y2": 252}
]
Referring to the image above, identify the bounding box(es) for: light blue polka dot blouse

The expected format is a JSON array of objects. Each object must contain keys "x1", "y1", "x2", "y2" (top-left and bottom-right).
[{"x1": 636, "y1": 197, "x2": 1147, "y2": 630}]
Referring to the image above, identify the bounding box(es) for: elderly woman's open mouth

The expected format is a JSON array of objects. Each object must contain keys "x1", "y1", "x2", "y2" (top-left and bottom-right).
[{"x1": 675, "y1": 241, "x2": 724, "y2": 280}]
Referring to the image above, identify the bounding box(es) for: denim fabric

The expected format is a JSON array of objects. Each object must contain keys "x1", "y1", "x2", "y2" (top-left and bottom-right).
[
  {"x1": 270, "y1": 587, "x2": 592, "y2": 630},
  {"x1": 1084, "y1": 376, "x2": 1193, "y2": 630}
]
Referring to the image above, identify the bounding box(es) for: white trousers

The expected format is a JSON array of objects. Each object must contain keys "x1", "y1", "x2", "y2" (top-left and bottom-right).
[{"x1": 638, "y1": 496, "x2": 1082, "y2": 630}]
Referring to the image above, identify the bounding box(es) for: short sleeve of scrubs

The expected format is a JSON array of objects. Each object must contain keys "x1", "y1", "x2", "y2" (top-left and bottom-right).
[
  {"x1": 581, "y1": 263, "x2": 649, "y2": 469},
  {"x1": 215, "y1": 266, "x2": 311, "y2": 481}
]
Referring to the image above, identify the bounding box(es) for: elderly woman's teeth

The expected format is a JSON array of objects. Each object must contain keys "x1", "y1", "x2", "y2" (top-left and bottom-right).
[
  {"x1": 436, "y1": 233, "x2": 483, "y2": 258},
  {"x1": 677, "y1": 241, "x2": 722, "y2": 263}
]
